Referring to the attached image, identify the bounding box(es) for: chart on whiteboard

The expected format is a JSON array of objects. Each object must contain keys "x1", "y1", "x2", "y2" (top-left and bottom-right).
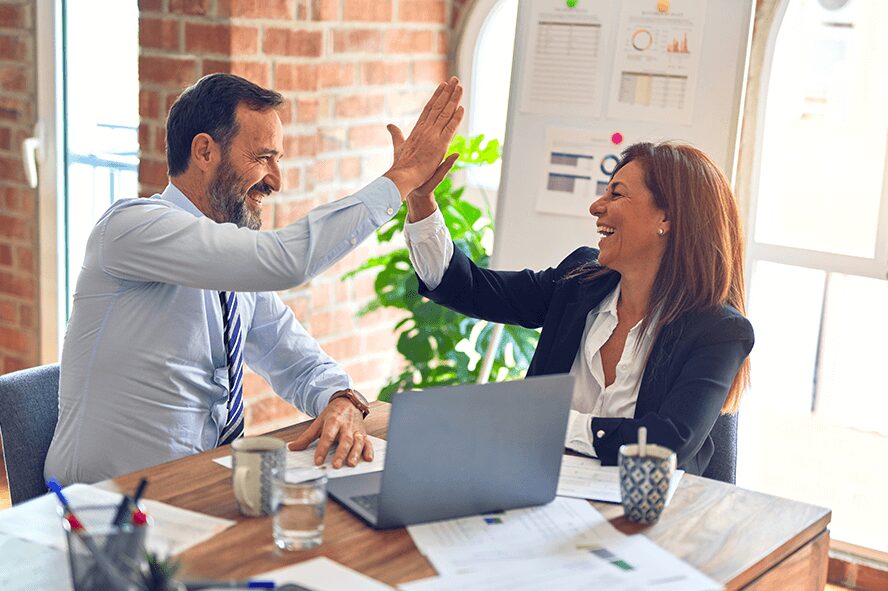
[
  {"x1": 607, "y1": 0, "x2": 707, "y2": 124},
  {"x1": 520, "y1": 0, "x2": 616, "y2": 117},
  {"x1": 536, "y1": 127, "x2": 631, "y2": 218}
]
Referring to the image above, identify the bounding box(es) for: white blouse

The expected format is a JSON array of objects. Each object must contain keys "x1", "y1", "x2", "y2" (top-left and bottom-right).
[{"x1": 404, "y1": 208, "x2": 656, "y2": 457}]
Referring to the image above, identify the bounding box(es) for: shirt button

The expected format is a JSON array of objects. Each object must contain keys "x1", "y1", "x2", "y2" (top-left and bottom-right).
[
  {"x1": 350, "y1": 237, "x2": 357, "y2": 245},
  {"x1": 596, "y1": 430, "x2": 606, "y2": 439},
  {"x1": 386, "y1": 207, "x2": 394, "y2": 215}
]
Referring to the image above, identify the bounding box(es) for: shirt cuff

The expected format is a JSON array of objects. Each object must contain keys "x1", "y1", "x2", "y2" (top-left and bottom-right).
[
  {"x1": 356, "y1": 177, "x2": 402, "y2": 226},
  {"x1": 565, "y1": 410, "x2": 597, "y2": 457},
  {"x1": 404, "y1": 206, "x2": 446, "y2": 241}
]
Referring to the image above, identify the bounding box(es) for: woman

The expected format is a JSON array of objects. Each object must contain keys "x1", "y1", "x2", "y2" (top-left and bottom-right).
[{"x1": 402, "y1": 142, "x2": 753, "y2": 477}]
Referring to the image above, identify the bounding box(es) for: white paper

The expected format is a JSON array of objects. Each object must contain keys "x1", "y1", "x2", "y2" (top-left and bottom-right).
[
  {"x1": 0, "y1": 533, "x2": 72, "y2": 591},
  {"x1": 407, "y1": 497, "x2": 622, "y2": 576},
  {"x1": 536, "y1": 126, "x2": 635, "y2": 218},
  {"x1": 214, "y1": 435, "x2": 387, "y2": 483},
  {"x1": 399, "y1": 555, "x2": 639, "y2": 591},
  {"x1": 607, "y1": 0, "x2": 707, "y2": 124},
  {"x1": 520, "y1": 0, "x2": 614, "y2": 117},
  {"x1": 252, "y1": 556, "x2": 394, "y2": 591},
  {"x1": 557, "y1": 454, "x2": 684, "y2": 505},
  {"x1": 0, "y1": 483, "x2": 234, "y2": 556}
]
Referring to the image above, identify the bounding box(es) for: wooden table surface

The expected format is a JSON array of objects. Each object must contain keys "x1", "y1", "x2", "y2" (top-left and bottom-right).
[{"x1": 99, "y1": 401, "x2": 831, "y2": 590}]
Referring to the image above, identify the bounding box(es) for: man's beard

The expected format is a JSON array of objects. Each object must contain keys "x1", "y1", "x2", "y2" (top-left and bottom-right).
[{"x1": 206, "y1": 159, "x2": 272, "y2": 230}]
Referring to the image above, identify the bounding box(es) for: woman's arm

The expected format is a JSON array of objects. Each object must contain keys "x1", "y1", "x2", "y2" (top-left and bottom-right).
[{"x1": 590, "y1": 314, "x2": 754, "y2": 469}]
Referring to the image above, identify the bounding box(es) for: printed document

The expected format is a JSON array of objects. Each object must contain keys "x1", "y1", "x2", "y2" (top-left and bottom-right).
[
  {"x1": 557, "y1": 454, "x2": 684, "y2": 504},
  {"x1": 215, "y1": 435, "x2": 387, "y2": 483}
]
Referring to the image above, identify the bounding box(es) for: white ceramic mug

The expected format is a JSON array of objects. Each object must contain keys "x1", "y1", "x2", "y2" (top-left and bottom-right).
[{"x1": 231, "y1": 436, "x2": 285, "y2": 516}]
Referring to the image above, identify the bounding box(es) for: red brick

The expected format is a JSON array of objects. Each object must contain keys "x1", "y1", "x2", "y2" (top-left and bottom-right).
[
  {"x1": 388, "y1": 91, "x2": 428, "y2": 116},
  {"x1": 0, "y1": 126, "x2": 10, "y2": 151},
  {"x1": 310, "y1": 281, "x2": 333, "y2": 306},
  {"x1": 139, "y1": 158, "x2": 168, "y2": 188},
  {"x1": 139, "y1": 89, "x2": 160, "y2": 120},
  {"x1": 274, "y1": 63, "x2": 318, "y2": 92},
  {"x1": 285, "y1": 167, "x2": 302, "y2": 190},
  {"x1": 317, "y1": 63, "x2": 354, "y2": 88},
  {"x1": 0, "y1": 96, "x2": 30, "y2": 122},
  {"x1": 321, "y1": 334, "x2": 361, "y2": 360},
  {"x1": 168, "y1": 0, "x2": 211, "y2": 15},
  {"x1": 0, "y1": 272, "x2": 33, "y2": 299},
  {"x1": 274, "y1": 197, "x2": 317, "y2": 227},
  {"x1": 138, "y1": 0, "x2": 164, "y2": 12},
  {"x1": 360, "y1": 61, "x2": 409, "y2": 85},
  {"x1": 340, "y1": 156, "x2": 361, "y2": 180},
  {"x1": 202, "y1": 60, "x2": 270, "y2": 87},
  {"x1": 343, "y1": 0, "x2": 392, "y2": 22},
  {"x1": 311, "y1": 310, "x2": 354, "y2": 336},
  {"x1": 0, "y1": 326, "x2": 32, "y2": 354},
  {"x1": 0, "y1": 156, "x2": 25, "y2": 184},
  {"x1": 384, "y1": 29, "x2": 435, "y2": 53},
  {"x1": 399, "y1": 0, "x2": 446, "y2": 23},
  {"x1": 0, "y1": 245, "x2": 11, "y2": 267},
  {"x1": 413, "y1": 59, "x2": 448, "y2": 83},
  {"x1": 0, "y1": 5, "x2": 26, "y2": 28},
  {"x1": 4, "y1": 355, "x2": 31, "y2": 374},
  {"x1": 332, "y1": 29, "x2": 382, "y2": 53},
  {"x1": 242, "y1": 371, "x2": 271, "y2": 397},
  {"x1": 139, "y1": 18, "x2": 180, "y2": 51},
  {"x1": 335, "y1": 281, "x2": 350, "y2": 301},
  {"x1": 296, "y1": 98, "x2": 319, "y2": 123},
  {"x1": 139, "y1": 56, "x2": 198, "y2": 87},
  {"x1": 436, "y1": 31, "x2": 448, "y2": 54},
  {"x1": 0, "y1": 35, "x2": 25, "y2": 61},
  {"x1": 185, "y1": 24, "x2": 259, "y2": 55},
  {"x1": 0, "y1": 65, "x2": 27, "y2": 93},
  {"x1": 0, "y1": 300, "x2": 14, "y2": 323},
  {"x1": 18, "y1": 303, "x2": 34, "y2": 329},
  {"x1": 310, "y1": 159, "x2": 336, "y2": 184},
  {"x1": 317, "y1": 127, "x2": 346, "y2": 152},
  {"x1": 348, "y1": 125, "x2": 390, "y2": 149},
  {"x1": 312, "y1": 0, "x2": 338, "y2": 21},
  {"x1": 264, "y1": 28, "x2": 322, "y2": 57},
  {"x1": 283, "y1": 133, "x2": 318, "y2": 158},
  {"x1": 342, "y1": 358, "x2": 386, "y2": 384},
  {"x1": 245, "y1": 394, "x2": 304, "y2": 431},
  {"x1": 335, "y1": 94, "x2": 384, "y2": 119},
  {"x1": 221, "y1": 0, "x2": 294, "y2": 19},
  {"x1": 14, "y1": 246, "x2": 32, "y2": 271}
]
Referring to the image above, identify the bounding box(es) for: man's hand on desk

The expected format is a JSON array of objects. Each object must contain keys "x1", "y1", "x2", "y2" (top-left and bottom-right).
[{"x1": 288, "y1": 397, "x2": 374, "y2": 468}]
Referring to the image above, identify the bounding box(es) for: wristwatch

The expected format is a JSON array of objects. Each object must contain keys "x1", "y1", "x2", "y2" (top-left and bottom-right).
[{"x1": 330, "y1": 388, "x2": 370, "y2": 418}]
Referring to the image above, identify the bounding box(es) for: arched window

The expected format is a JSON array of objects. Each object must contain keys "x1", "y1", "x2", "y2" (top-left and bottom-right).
[{"x1": 457, "y1": 0, "x2": 519, "y2": 191}]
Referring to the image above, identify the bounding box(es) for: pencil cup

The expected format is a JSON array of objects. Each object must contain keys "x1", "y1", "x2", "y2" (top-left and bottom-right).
[
  {"x1": 231, "y1": 436, "x2": 286, "y2": 516},
  {"x1": 618, "y1": 443, "x2": 676, "y2": 524},
  {"x1": 61, "y1": 504, "x2": 148, "y2": 591}
]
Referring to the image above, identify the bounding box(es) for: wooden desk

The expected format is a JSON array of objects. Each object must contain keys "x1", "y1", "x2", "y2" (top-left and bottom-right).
[{"x1": 99, "y1": 402, "x2": 831, "y2": 590}]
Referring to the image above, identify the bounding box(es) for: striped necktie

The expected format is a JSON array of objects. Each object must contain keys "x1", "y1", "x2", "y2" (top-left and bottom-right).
[{"x1": 218, "y1": 291, "x2": 245, "y2": 445}]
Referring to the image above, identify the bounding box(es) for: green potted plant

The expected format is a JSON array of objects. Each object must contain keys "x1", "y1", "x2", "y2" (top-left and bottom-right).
[{"x1": 345, "y1": 135, "x2": 539, "y2": 400}]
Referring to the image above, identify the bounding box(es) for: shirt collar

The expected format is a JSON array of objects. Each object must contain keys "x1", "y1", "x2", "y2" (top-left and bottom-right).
[
  {"x1": 598, "y1": 281, "x2": 621, "y2": 318},
  {"x1": 160, "y1": 183, "x2": 205, "y2": 218}
]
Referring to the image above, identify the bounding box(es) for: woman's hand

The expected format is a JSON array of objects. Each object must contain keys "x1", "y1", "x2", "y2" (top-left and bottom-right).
[{"x1": 405, "y1": 152, "x2": 459, "y2": 223}]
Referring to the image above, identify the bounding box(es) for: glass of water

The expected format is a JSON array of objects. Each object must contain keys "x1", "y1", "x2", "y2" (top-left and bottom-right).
[{"x1": 272, "y1": 468, "x2": 328, "y2": 551}]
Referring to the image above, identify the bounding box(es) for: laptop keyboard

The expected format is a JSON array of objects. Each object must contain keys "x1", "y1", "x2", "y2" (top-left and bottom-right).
[{"x1": 351, "y1": 493, "x2": 380, "y2": 517}]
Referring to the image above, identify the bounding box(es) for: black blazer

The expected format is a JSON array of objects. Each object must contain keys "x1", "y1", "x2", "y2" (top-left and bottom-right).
[{"x1": 417, "y1": 245, "x2": 754, "y2": 476}]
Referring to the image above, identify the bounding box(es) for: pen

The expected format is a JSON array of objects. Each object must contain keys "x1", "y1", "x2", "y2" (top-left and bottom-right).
[
  {"x1": 131, "y1": 478, "x2": 149, "y2": 526},
  {"x1": 181, "y1": 581, "x2": 276, "y2": 590}
]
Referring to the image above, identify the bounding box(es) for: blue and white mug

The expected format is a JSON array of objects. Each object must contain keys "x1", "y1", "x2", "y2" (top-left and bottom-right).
[
  {"x1": 618, "y1": 443, "x2": 676, "y2": 524},
  {"x1": 231, "y1": 436, "x2": 285, "y2": 516}
]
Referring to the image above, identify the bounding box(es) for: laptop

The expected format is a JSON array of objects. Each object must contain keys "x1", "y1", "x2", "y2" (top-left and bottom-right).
[{"x1": 327, "y1": 373, "x2": 574, "y2": 529}]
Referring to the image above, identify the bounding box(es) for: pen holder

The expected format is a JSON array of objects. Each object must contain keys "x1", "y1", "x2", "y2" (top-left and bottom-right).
[
  {"x1": 61, "y1": 504, "x2": 149, "y2": 591},
  {"x1": 618, "y1": 443, "x2": 676, "y2": 525}
]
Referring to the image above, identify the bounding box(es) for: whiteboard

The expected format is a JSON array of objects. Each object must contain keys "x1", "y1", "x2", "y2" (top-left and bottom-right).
[{"x1": 491, "y1": 0, "x2": 754, "y2": 271}]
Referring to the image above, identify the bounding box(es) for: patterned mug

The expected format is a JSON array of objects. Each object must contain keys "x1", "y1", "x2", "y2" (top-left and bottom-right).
[
  {"x1": 618, "y1": 443, "x2": 676, "y2": 524},
  {"x1": 231, "y1": 436, "x2": 285, "y2": 516}
]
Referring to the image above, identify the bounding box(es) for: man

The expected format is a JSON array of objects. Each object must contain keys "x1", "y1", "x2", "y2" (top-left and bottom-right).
[{"x1": 45, "y1": 73, "x2": 463, "y2": 484}]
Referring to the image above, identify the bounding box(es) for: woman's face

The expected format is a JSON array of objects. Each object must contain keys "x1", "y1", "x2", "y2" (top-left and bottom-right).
[{"x1": 589, "y1": 160, "x2": 670, "y2": 275}]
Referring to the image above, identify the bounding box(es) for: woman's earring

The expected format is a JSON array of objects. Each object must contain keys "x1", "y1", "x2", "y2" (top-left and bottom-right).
[{"x1": 657, "y1": 228, "x2": 665, "y2": 236}]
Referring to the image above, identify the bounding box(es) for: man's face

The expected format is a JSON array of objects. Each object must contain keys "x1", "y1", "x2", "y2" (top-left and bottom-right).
[{"x1": 207, "y1": 104, "x2": 284, "y2": 230}]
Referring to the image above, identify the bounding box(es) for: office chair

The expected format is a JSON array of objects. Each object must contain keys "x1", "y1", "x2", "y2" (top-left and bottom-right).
[
  {"x1": 0, "y1": 363, "x2": 60, "y2": 505},
  {"x1": 702, "y1": 412, "x2": 738, "y2": 484}
]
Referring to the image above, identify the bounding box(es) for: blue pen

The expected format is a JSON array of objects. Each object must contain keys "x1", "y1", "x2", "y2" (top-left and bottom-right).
[{"x1": 181, "y1": 581, "x2": 276, "y2": 589}]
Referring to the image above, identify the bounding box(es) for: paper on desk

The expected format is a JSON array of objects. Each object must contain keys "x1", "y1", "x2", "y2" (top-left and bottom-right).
[
  {"x1": 399, "y1": 555, "x2": 639, "y2": 591},
  {"x1": 407, "y1": 497, "x2": 623, "y2": 576},
  {"x1": 0, "y1": 533, "x2": 72, "y2": 591},
  {"x1": 250, "y1": 556, "x2": 394, "y2": 591},
  {"x1": 214, "y1": 435, "x2": 387, "y2": 483},
  {"x1": 557, "y1": 454, "x2": 684, "y2": 505},
  {"x1": 0, "y1": 483, "x2": 234, "y2": 556}
]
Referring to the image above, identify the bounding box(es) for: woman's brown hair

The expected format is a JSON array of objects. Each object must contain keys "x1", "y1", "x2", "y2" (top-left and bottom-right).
[{"x1": 572, "y1": 142, "x2": 749, "y2": 413}]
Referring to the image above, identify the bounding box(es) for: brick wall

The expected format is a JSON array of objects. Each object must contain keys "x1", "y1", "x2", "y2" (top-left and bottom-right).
[
  {"x1": 138, "y1": 0, "x2": 455, "y2": 433},
  {"x1": 0, "y1": 0, "x2": 38, "y2": 375}
]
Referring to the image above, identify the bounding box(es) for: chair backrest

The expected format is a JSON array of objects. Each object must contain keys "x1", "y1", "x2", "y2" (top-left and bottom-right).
[
  {"x1": 0, "y1": 364, "x2": 60, "y2": 505},
  {"x1": 702, "y1": 412, "x2": 738, "y2": 484}
]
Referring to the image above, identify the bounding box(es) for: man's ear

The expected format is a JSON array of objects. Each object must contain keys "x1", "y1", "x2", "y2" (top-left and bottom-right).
[{"x1": 190, "y1": 133, "x2": 219, "y2": 173}]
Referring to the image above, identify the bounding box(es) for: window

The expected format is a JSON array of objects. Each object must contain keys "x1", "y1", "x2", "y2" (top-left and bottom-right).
[{"x1": 739, "y1": 0, "x2": 888, "y2": 553}]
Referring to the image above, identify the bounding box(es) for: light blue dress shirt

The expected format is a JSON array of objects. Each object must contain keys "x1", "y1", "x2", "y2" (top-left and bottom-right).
[{"x1": 45, "y1": 178, "x2": 401, "y2": 485}]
